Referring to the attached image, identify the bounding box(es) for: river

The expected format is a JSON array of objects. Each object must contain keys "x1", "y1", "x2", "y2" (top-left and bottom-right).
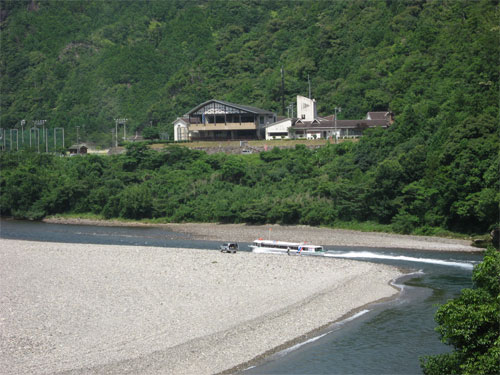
[{"x1": 0, "y1": 219, "x2": 483, "y2": 374}]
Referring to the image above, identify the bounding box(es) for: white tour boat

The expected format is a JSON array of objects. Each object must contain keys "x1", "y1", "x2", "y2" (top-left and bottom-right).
[{"x1": 250, "y1": 239, "x2": 324, "y2": 254}]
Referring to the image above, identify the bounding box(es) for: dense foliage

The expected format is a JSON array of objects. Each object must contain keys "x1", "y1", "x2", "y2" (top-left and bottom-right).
[
  {"x1": 0, "y1": 0, "x2": 498, "y2": 235},
  {"x1": 421, "y1": 248, "x2": 500, "y2": 375},
  {"x1": 0, "y1": 136, "x2": 497, "y2": 235}
]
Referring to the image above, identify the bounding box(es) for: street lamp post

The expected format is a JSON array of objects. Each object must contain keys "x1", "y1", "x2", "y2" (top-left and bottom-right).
[{"x1": 20, "y1": 120, "x2": 25, "y2": 145}]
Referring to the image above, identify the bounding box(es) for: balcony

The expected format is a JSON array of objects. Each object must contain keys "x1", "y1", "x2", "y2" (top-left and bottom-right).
[{"x1": 188, "y1": 122, "x2": 256, "y2": 131}]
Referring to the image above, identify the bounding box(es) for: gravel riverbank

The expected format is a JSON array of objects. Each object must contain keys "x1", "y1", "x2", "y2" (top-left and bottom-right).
[
  {"x1": 1, "y1": 238, "x2": 402, "y2": 374},
  {"x1": 43, "y1": 218, "x2": 478, "y2": 252}
]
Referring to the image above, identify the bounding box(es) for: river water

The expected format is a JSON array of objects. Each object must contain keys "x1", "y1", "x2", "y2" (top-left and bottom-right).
[{"x1": 0, "y1": 219, "x2": 483, "y2": 375}]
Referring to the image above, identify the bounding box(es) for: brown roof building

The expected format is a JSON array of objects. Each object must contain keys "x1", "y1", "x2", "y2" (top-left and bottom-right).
[
  {"x1": 291, "y1": 111, "x2": 393, "y2": 139},
  {"x1": 173, "y1": 99, "x2": 277, "y2": 141}
]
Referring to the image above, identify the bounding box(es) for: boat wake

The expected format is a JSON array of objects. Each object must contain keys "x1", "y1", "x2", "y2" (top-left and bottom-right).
[{"x1": 324, "y1": 251, "x2": 474, "y2": 269}]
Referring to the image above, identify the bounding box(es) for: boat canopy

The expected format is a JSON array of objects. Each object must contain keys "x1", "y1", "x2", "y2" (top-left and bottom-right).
[{"x1": 252, "y1": 239, "x2": 323, "y2": 251}]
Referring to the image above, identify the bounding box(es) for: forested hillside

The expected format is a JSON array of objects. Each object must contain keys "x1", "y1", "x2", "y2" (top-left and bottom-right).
[{"x1": 0, "y1": 0, "x2": 498, "y2": 235}]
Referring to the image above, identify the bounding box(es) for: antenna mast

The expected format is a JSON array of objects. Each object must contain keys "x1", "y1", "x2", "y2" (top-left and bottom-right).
[
  {"x1": 308, "y1": 74, "x2": 311, "y2": 99},
  {"x1": 281, "y1": 66, "x2": 285, "y2": 116}
]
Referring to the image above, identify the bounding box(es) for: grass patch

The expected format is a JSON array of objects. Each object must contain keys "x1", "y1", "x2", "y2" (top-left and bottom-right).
[
  {"x1": 329, "y1": 220, "x2": 394, "y2": 233},
  {"x1": 329, "y1": 220, "x2": 472, "y2": 240},
  {"x1": 47, "y1": 213, "x2": 107, "y2": 221}
]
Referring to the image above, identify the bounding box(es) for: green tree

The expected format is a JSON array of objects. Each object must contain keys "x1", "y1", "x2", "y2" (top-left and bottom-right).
[{"x1": 421, "y1": 248, "x2": 500, "y2": 375}]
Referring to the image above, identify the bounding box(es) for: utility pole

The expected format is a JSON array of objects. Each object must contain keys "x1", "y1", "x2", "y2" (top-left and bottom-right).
[
  {"x1": 76, "y1": 126, "x2": 80, "y2": 154},
  {"x1": 54, "y1": 128, "x2": 64, "y2": 151},
  {"x1": 308, "y1": 74, "x2": 311, "y2": 99},
  {"x1": 334, "y1": 107, "x2": 341, "y2": 144},
  {"x1": 281, "y1": 66, "x2": 285, "y2": 116}
]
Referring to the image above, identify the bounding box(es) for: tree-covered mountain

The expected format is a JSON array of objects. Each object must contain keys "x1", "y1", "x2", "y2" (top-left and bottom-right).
[
  {"x1": 0, "y1": 0, "x2": 498, "y2": 235},
  {"x1": 2, "y1": 0, "x2": 497, "y2": 139}
]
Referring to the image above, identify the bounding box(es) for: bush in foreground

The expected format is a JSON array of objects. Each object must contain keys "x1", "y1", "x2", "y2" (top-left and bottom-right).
[{"x1": 420, "y1": 248, "x2": 500, "y2": 375}]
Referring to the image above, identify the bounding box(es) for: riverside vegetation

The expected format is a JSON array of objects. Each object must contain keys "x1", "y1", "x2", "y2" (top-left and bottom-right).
[
  {"x1": 0, "y1": 136, "x2": 497, "y2": 236},
  {"x1": 421, "y1": 247, "x2": 500, "y2": 375}
]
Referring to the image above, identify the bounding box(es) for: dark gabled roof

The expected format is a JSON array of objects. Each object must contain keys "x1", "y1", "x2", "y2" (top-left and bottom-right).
[{"x1": 187, "y1": 99, "x2": 275, "y2": 116}]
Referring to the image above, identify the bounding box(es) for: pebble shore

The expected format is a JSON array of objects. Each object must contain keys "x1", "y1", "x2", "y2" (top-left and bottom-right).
[
  {"x1": 1, "y1": 238, "x2": 402, "y2": 374},
  {"x1": 167, "y1": 223, "x2": 478, "y2": 252},
  {"x1": 43, "y1": 218, "x2": 478, "y2": 252}
]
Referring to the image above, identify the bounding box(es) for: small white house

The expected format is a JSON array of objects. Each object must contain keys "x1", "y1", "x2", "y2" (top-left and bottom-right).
[
  {"x1": 265, "y1": 118, "x2": 294, "y2": 140},
  {"x1": 173, "y1": 117, "x2": 189, "y2": 141}
]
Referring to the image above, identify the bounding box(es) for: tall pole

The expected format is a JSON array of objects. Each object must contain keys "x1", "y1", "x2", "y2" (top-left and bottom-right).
[
  {"x1": 21, "y1": 120, "x2": 25, "y2": 145},
  {"x1": 308, "y1": 74, "x2": 311, "y2": 99},
  {"x1": 281, "y1": 66, "x2": 285, "y2": 116},
  {"x1": 54, "y1": 128, "x2": 65, "y2": 151},
  {"x1": 76, "y1": 126, "x2": 80, "y2": 154}
]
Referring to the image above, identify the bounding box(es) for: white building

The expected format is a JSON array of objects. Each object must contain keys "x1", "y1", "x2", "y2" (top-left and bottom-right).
[
  {"x1": 173, "y1": 99, "x2": 276, "y2": 142},
  {"x1": 265, "y1": 118, "x2": 294, "y2": 140},
  {"x1": 265, "y1": 95, "x2": 317, "y2": 140},
  {"x1": 296, "y1": 95, "x2": 317, "y2": 121},
  {"x1": 265, "y1": 95, "x2": 393, "y2": 140},
  {"x1": 173, "y1": 117, "x2": 189, "y2": 142}
]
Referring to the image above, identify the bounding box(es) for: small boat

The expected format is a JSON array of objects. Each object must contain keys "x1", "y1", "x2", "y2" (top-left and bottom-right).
[{"x1": 249, "y1": 239, "x2": 324, "y2": 254}]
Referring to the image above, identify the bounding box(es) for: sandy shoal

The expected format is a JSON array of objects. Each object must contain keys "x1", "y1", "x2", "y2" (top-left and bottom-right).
[
  {"x1": 1, "y1": 238, "x2": 402, "y2": 375},
  {"x1": 42, "y1": 218, "x2": 478, "y2": 252}
]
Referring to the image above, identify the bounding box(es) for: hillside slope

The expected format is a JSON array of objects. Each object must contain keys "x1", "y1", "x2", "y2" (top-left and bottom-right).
[{"x1": 0, "y1": 0, "x2": 498, "y2": 234}]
